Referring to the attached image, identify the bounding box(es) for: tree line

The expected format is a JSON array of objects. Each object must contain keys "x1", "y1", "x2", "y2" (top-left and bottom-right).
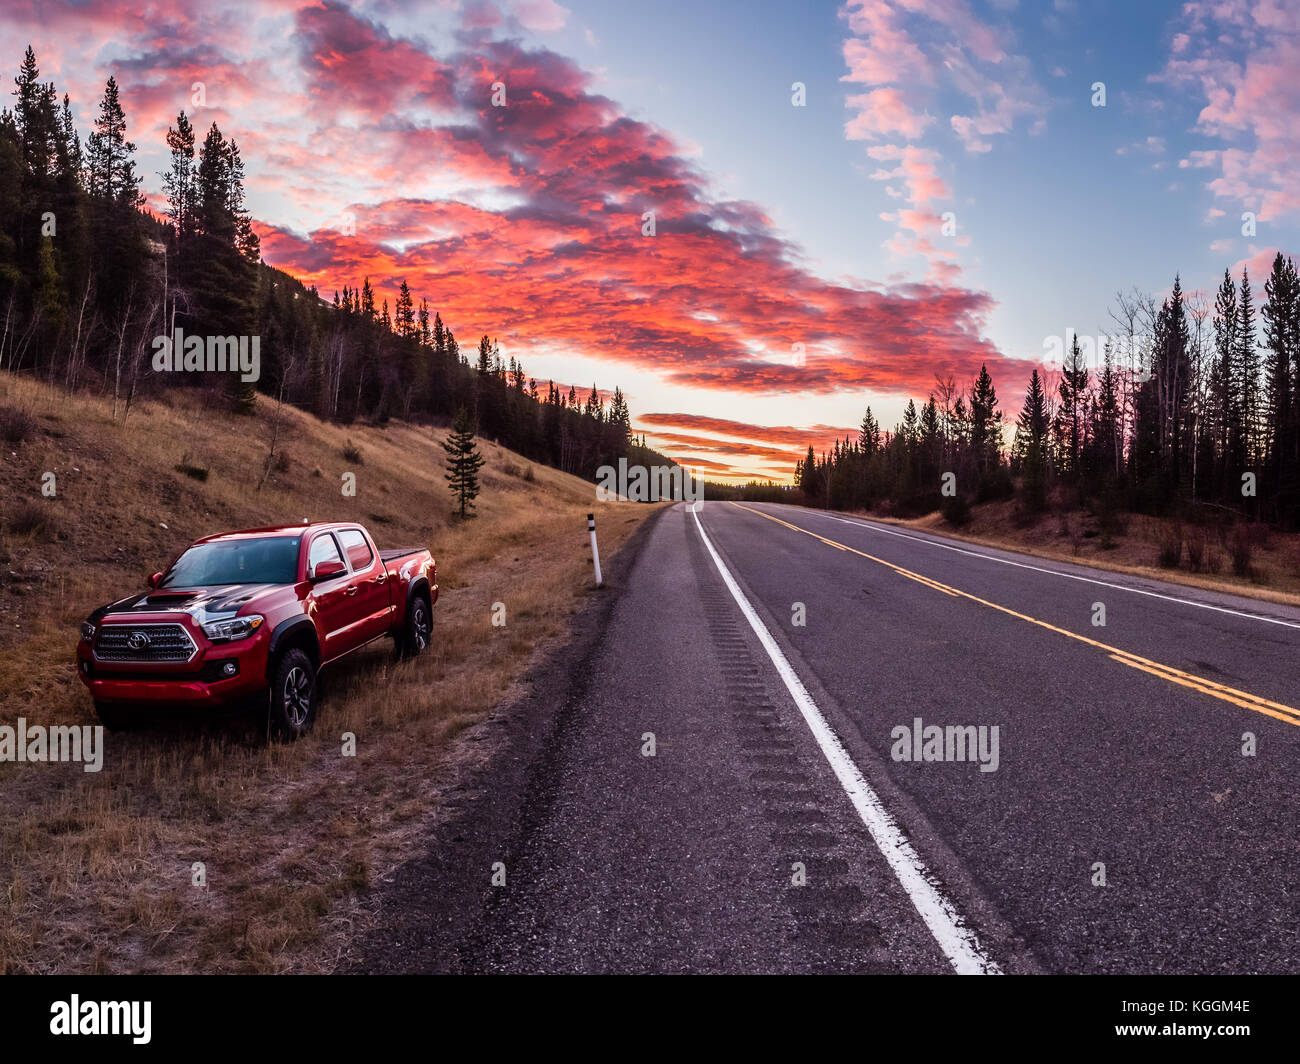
[
  {"x1": 787, "y1": 262, "x2": 1300, "y2": 533},
  {"x1": 0, "y1": 46, "x2": 668, "y2": 483}
]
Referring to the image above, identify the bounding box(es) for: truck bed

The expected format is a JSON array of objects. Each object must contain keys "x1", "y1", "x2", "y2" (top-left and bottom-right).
[{"x1": 379, "y1": 548, "x2": 425, "y2": 563}]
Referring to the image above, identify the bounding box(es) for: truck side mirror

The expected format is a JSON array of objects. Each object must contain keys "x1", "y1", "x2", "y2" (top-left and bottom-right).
[
  {"x1": 311, "y1": 559, "x2": 346, "y2": 582},
  {"x1": 148, "y1": 571, "x2": 164, "y2": 589}
]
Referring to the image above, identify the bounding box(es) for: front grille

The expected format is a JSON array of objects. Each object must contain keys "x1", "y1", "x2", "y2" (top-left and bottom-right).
[{"x1": 95, "y1": 623, "x2": 198, "y2": 663}]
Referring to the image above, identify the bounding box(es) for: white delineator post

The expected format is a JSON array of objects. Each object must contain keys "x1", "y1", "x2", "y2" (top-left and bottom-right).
[{"x1": 588, "y1": 512, "x2": 603, "y2": 587}]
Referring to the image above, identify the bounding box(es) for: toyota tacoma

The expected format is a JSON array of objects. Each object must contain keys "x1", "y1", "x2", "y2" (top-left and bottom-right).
[{"x1": 76, "y1": 523, "x2": 437, "y2": 737}]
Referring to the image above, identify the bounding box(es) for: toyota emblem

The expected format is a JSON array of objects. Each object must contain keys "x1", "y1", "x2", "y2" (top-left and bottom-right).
[{"x1": 126, "y1": 631, "x2": 151, "y2": 651}]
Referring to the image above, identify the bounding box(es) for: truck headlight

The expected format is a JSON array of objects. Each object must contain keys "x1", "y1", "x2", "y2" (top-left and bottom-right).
[
  {"x1": 79, "y1": 622, "x2": 97, "y2": 644},
  {"x1": 202, "y1": 615, "x2": 265, "y2": 643}
]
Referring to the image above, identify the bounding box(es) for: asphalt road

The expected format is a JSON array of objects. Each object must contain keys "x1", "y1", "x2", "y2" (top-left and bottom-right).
[{"x1": 353, "y1": 500, "x2": 1300, "y2": 974}]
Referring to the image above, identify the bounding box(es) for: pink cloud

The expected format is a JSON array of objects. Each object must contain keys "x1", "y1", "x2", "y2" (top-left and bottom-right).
[
  {"x1": 1159, "y1": 1, "x2": 1300, "y2": 223},
  {"x1": 511, "y1": 0, "x2": 570, "y2": 32},
  {"x1": 845, "y1": 87, "x2": 934, "y2": 140},
  {"x1": 839, "y1": 0, "x2": 1046, "y2": 277},
  {"x1": 0, "y1": 0, "x2": 1026, "y2": 475}
]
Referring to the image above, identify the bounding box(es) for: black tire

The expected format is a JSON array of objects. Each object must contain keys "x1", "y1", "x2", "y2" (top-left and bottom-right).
[
  {"x1": 396, "y1": 592, "x2": 432, "y2": 659},
  {"x1": 93, "y1": 700, "x2": 140, "y2": 731},
  {"x1": 267, "y1": 648, "x2": 318, "y2": 740}
]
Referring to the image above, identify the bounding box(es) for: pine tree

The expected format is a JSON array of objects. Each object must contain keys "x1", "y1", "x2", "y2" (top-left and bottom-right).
[
  {"x1": 968, "y1": 363, "x2": 1002, "y2": 476},
  {"x1": 1262, "y1": 252, "x2": 1300, "y2": 524},
  {"x1": 56, "y1": 94, "x2": 81, "y2": 178},
  {"x1": 607, "y1": 386, "x2": 632, "y2": 446},
  {"x1": 227, "y1": 139, "x2": 259, "y2": 261},
  {"x1": 1160, "y1": 277, "x2": 1192, "y2": 494},
  {"x1": 1213, "y1": 269, "x2": 1239, "y2": 480},
  {"x1": 919, "y1": 398, "x2": 940, "y2": 459},
  {"x1": 443, "y1": 407, "x2": 485, "y2": 518},
  {"x1": 85, "y1": 75, "x2": 141, "y2": 207},
  {"x1": 83, "y1": 73, "x2": 145, "y2": 317},
  {"x1": 1238, "y1": 268, "x2": 1260, "y2": 465},
  {"x1": 35, "y1": 232, "x2": 65, "y2": 327},
  {"x1": 1014, "y1": 369, "x2": 1049, "y2": 510},
  {"x1": 1262, "y1": 255, "x2": 1297, "y2": 460},
  {"x1": 1056, "y1": 334, "x2": 1089, "y2": 480},
  {"x1": 188, "y1": 120, "x2": 258, "y2": 410},
  {"x1": 858, "y1": 406, "x2": 880, "y2": 456},
  {"x1": 14, "y1": 47, "x2": 55, "y2": 186},
  {"x1": 1091, "y1": 343, "x2": 1122, "y2": 481},
  {"x1": 395, "y1": 279, "x2": 415, "y2": 339},
  {"x1": 162, "y1": 111, "x2": 196, "y2": 238},
  {"x1": 901, "y1": 399, "x2": 919, "y2": 445}
]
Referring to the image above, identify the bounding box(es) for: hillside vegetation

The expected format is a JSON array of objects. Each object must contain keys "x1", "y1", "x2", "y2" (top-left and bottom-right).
[{"x1": 0, "y1": 372, "x2": 659, "y2": 973}]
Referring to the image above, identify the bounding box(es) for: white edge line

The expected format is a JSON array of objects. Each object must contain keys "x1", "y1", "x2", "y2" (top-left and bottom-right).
[
  {"x1": 786, "y1": 506, "x2": 1300, "y2": 633},
  {"x1": 691, "y1": 506, "x2": 1001, "y2": 975}
]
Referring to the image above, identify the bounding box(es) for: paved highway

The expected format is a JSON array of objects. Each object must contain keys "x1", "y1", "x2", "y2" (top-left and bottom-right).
[{"x1": 354, "y1": 501, "x2": 1300, "y2": 974}]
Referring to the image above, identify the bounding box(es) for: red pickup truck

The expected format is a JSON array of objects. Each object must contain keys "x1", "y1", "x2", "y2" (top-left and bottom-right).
[{"x1": 76, "y1": 522, "x2": 437, "y2": 738}]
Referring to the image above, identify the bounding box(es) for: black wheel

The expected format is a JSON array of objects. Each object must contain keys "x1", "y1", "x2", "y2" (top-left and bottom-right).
[
  {"x1": 93, "y1": 700, "x2": 140, "y2": 731},
  {"x1": 397, "y1": 593, "x2": 432, "y2": 659},
  {"x1": 268, "y1": 648, "x2": 318, "y2": 739}
]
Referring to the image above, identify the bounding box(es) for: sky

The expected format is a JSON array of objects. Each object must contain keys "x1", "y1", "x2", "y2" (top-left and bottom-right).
[{"x1": 4, "y1": 0, "x2": 1299, "y2": 481}]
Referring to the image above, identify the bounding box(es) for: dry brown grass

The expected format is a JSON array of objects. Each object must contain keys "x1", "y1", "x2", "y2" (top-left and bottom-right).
[
  {"x1": 874, "y1": 493, "x2": 1300, "y2": 608},
  {"x1": 0, "y1": 373, "x2": 659, "y2": 973}
]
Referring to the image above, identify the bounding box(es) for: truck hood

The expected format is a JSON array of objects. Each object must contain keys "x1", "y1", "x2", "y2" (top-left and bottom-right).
[{"x1": 90, "y1": 583, "x2": 290, "y2": 625}]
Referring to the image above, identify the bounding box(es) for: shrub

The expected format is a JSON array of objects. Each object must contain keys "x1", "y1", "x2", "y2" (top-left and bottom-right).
[
  {"x1": 1230, "y1": 526, "x2": 1254, "y2": 578},
  {"x1": 174, "y1": 461, "x2": 209, "y2": 482},
  {"x1": 1096, "y1": 496, "x2": 1125, "y2": 542},
  {"x1": 1011, "y1": 502, "x2": 1039, "y2": 529},
  {"x1": 1157, "y1": 524, "x2": 1183, "y2": 569},
  {"x1": 941, "y1": 494, "x2": 972, "y2": 527},
  {"x1": 1246, "y1": 521, "x2": 1271, "y2": 551},
  {"x1": 975, "y1": 467, "x2": 1014, "y2": 503},
  {"x1": 4, "y1": 501, "x2": 57, "y2": 541},
  {"x1": 342, "y1": 440, "x2": 363, "y2": 464},
  {"x1": 1185, "y1": 527, "x2": 1207, "y2": 572},
  {"x1": 0, "y1": 405, "x2": 36, "y2": 444}
]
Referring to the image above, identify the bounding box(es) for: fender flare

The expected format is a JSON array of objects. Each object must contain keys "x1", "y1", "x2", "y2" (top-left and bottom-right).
[
  {"x1": 404, "y1": 576, "x2": 431, "y2": 623},
  {"x1": 267, "y1": 616, "x2": 320, "y2": 671}
]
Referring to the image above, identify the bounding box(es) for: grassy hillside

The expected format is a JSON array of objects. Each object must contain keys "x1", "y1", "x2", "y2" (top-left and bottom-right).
[{"x1": 0, "y1": 373, "x2": 659, "y2": 973}]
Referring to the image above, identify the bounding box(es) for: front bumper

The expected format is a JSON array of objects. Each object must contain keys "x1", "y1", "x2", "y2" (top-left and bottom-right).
[{"x1": 76, "y1": 621, "x2": 271, "y2": 707}]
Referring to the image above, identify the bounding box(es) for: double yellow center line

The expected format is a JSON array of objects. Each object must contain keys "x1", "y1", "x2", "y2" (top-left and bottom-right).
[{"x1": 731, "y1": 503, "x2": 1300, "y2": 729}]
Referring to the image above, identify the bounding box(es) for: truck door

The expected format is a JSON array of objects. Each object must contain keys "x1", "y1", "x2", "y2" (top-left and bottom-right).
[
  {"x1": 307, "y1": 531, "x2": 363, "y2": 661},
  {"x1": 337, "y1": 527, "x2": 393, "y2": 644}
]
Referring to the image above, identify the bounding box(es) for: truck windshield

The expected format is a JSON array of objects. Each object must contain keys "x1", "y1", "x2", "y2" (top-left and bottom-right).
[{"x1": 160, "y1": 536, "x2": 302, "y2": 587}]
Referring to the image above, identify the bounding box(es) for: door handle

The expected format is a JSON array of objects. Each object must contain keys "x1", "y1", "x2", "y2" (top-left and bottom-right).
[
  {"x1": 344, "y1": 585, "x2": 358, "y2": 596},
  {"x1": 375, "y1": 573, "x2": 387, "y2": 585}
]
